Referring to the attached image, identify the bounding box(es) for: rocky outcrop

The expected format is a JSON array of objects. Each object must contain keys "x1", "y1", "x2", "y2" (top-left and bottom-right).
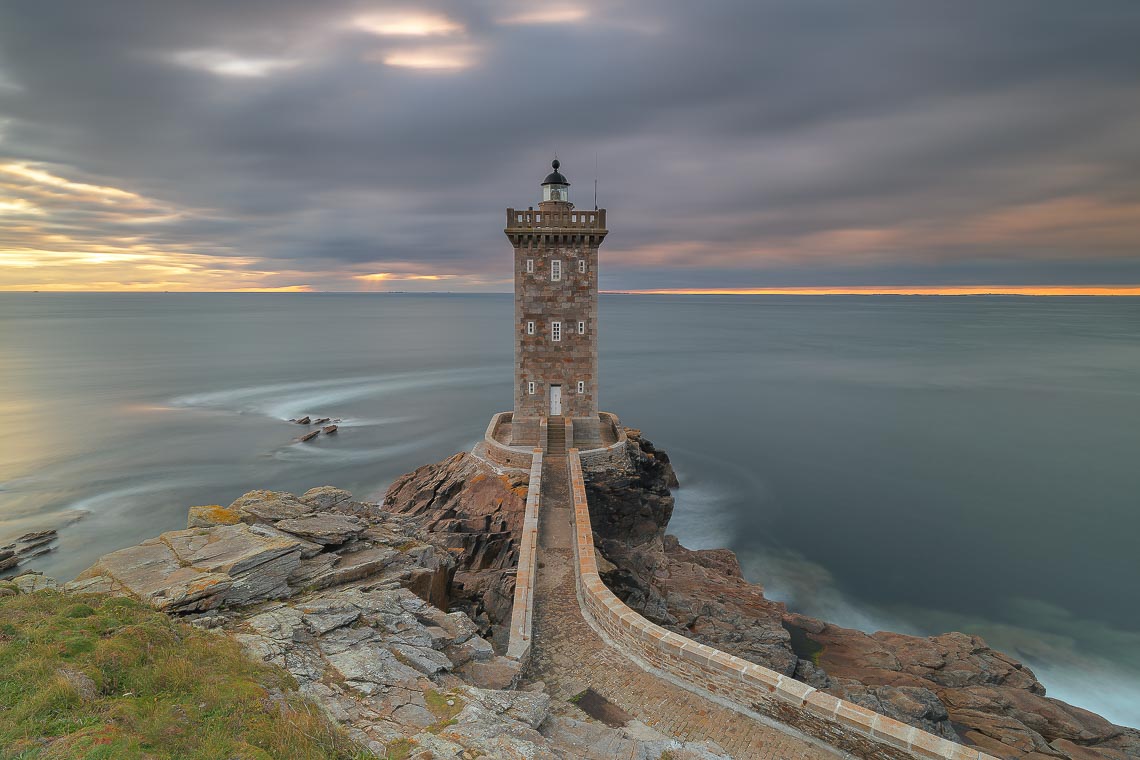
[
  {"x1": 383, "y1": 451, "x2": 530, "y2": 646},
  {"x1": 69, "y1": 487, "x2": 453, "y2": 615},
  {"x1": 583, "y1": 432, "x2": 1140, "y2": 760},
  {"x1": 58, "y1": 484, "x2": 726, "y2": 760},
  {"x1": 1, "y1": 529, "x2": 60, "y2": 575}
]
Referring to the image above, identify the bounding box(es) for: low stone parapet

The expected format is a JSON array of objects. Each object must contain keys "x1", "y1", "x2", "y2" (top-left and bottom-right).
[
  {"x1": 566, "y1": 449, "x2": 997, "y2": 760},
  {"x1": 479, "y1": 411, "x2": 535, "y2": 469},
  {"x1": 506, "y1": 449, "x2": 543, "y2": 662},
  {"x1": 576, "y1": 413, "x2": 628, "y2": 468}
]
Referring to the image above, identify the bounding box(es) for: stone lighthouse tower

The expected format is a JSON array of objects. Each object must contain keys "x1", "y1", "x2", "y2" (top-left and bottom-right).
[{"x1": 505, "y1": 159, "x2": 608, "y2": 447}]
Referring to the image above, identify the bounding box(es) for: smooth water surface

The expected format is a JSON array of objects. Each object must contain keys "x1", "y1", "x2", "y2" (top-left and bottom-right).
[{"x1": 2, "y1": 293, "x2": 1138, "y2": 725}]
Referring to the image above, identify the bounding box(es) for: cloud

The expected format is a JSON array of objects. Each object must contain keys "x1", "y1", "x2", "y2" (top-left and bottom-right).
[
  {"x1": 351, "y1": 11, "x2": 464, "y2": 37},
  {"x1": 0, "y1": 0, "x2": 1137, "y2": 291},
  {"x1": 168, "y1": 50, "x2": 301, "y2": 78}
]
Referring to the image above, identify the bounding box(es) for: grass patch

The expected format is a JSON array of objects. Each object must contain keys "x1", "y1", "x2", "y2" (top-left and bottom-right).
[
  {"x1": 0, "y1": 590, "x2": 375, "y2": 759},
  {"x1": 384, "y1": 738, "x2": 415, "y2": 760}
]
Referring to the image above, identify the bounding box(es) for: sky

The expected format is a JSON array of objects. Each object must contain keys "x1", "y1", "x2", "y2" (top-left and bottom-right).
[{"x1": 1, "y1": 1, "x2": 1139, "y2": 293}]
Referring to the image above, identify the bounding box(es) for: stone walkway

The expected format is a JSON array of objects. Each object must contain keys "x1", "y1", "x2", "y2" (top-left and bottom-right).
[{"x1": 524, "y1": 453, "x2": 838, "y2": 760}]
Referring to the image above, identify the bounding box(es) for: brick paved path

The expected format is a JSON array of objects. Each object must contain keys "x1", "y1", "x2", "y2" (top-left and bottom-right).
[{"x1": 524, "y1": 453, "x2": 838, "y2": 760}]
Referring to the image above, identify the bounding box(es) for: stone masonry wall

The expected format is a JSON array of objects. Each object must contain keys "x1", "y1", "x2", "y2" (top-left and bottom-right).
[
  {"x1": 566, "y1": 449, "x2": 1000, "y2": 760},
  {"x1": 507, "y1": 204, "x2": 606, "y2": 430},
  {"x1": 506, "y1": 449, "x2": 542, "y2": 663}
]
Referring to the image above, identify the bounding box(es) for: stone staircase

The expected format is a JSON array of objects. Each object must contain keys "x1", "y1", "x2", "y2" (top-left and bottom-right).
[{"x1": 546, "y1": 416, "x2": 567, "y2": 456}]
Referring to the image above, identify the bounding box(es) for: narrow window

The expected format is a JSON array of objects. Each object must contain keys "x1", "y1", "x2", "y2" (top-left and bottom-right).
[
  {"x1": 526, "y1": 321, "x2": 535, "y2": 335},
  {"x1": 526, "y1": 258, "x2": 534, "y2": 274},
  {"x1": 578, "y1": 321, "x2": 585, "y2": 335},
  {"x1": 577, "y1": 381, "x2": 585, "y2": 394},
  {"x1": 527, "y1": 381, "x2": 535, "y2": 395},
  {"x1": 551, "y1": 321, "x2": 561, "y2": 342},
  {"x1": 551, "y1": 259, "x2": 562, "y2": 281},
  {"x1": 579, "y1": 259, "x2": 586, "y2": 274}
]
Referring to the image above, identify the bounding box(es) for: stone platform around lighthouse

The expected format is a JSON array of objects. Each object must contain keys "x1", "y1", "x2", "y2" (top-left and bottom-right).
[{"x1": 475, "y1": 410, "x2": 625, "y2": 471}]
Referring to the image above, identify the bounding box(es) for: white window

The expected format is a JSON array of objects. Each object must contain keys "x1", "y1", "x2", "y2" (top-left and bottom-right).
[
  {"x1": 551, "y1": 321, "x2": 561, "y2": 342},
  {"x1": 577, "y1": 381, "x2": 585, "y2": 394},
  {"x1": 551, "y1": 260, "x2": 562, "y2": 281},
  {"x1": 527, "y1": 381, "x2": 535, "y2": 395},
  {"x1": 526, "y1": 321, "x2": 535, "y2": 335},
  {"x1": 526, "y1": 259, "x2": 534, "y2": 274},
  {"x1": 578, "y1": 321, "x2": 585, "y2": 335},
  {"x1": 579, "y1": 259, "x2": 586, "y2": 274}
]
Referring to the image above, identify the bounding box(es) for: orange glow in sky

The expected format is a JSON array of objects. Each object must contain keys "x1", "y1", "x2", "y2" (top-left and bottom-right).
[{"x1": 606, "y1": 286, "x2": 1140, "y2": 296}]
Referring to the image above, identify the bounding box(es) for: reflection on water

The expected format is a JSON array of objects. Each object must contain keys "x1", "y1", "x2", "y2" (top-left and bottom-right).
[{"x1": 2, "y1": 292, "x2": 1139, "y2": 726}]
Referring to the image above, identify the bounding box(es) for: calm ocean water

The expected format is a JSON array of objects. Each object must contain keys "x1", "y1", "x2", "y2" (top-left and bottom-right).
[{"x1": 1, "y1": 293, "x2": 1138, "y2": 725}]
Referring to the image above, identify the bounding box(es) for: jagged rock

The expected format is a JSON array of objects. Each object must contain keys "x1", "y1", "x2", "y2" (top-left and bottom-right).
[
  {"x1": 230, "y1": 490, "x2": 314, "y2": 522},
  {"x1": 314, "y1": 418, "x2": 330, "y2": 425},
  {"x1": 301, "y1": 486, "x2": 353, "y2": 511},
  {"x1": 1, "y1": 529, "x2": 60, "y2": 570},
  {"x1": 383, "y1": 452, "x2": 528, "y2": 638},
  {"x1": 298, "y1": 430, "x2": 320, "y2": 442},
  {"x1": 323, "y1": 425, "x2": 338, "y2": 434},
  {"x1": 275, "y1": 513, "x2": 366, "y2": 545},
  {"x1": 295, "y1": 416, "x2": 311, "y2": 425},
  {"x1": 187, "y1": 504, "x2": 241, "y2": 528}
]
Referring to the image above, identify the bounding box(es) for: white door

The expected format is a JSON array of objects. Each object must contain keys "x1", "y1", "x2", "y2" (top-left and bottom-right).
[{"x1": 549, "y1": 385, "x2": 562, "y2": 416}]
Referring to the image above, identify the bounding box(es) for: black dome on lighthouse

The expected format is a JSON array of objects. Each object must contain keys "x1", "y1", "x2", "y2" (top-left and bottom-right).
[{"x1": 541, "y1": 158, "x2": 569, "y2": 186}]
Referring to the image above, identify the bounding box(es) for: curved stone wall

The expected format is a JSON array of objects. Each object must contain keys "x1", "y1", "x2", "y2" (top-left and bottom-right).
[
  {"x1": 506, "y1": 449, "x2": 543, "y2": 662},
  {"x1": 566, "y1": 449, "x2": 998, "y2": 760},
  {"x1": 478, "y1": 412, "x2": 535, "y2": 470}
]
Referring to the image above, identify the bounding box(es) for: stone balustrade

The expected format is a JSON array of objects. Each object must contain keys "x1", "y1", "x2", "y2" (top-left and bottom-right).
[
  {"x1": 566, "y1": 449, "x2": 998, "y2": 760},
  {"x1": 506, "y1": 449, "x2": 543, "y2": 662}
]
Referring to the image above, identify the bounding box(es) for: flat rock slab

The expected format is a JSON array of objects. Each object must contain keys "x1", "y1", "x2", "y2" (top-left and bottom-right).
[
  {"x1": 73, "y1": 523, "x2": 303, "y2": 611},
  {"x1": 275, "y1": 514, "x2": 365, "y2": 545},
  {"x1": 230, "y1": 490, "x2": 314, "y2": 522}
]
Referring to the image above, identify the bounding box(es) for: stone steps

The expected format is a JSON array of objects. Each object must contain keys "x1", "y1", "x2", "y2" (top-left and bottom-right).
[{"x1": 547, "y1": 417, "x2": 567, "y2": 455}]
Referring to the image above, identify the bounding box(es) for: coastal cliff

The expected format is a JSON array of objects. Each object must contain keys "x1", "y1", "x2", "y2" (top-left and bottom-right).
[
  {"x1": 4, "y1": 431, "x2": 1136, "y2": 759},
  {"x1": 583, "y1": 432, "x2": 1140, "y2": 760}
]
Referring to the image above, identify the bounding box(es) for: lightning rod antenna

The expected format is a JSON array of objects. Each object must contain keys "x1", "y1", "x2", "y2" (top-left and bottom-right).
[{"x1": 594, "y1": 152, "x2": 598, "y2": 210}]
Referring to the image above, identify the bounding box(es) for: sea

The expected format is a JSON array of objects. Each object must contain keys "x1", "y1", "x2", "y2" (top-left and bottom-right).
[{"x1": 1, "y1": 292, "x2": 1138, "y2": 727}]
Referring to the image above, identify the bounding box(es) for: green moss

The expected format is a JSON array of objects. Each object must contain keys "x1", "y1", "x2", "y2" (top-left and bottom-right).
[
  {"x1": 424, "y1": 689, "x2": 463, "y2": 722},
  {"x1": 0, "y1": 590, "x2": 376, "y2": 759}
]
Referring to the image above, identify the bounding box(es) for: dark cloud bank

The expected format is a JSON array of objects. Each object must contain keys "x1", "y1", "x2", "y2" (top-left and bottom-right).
[{"x1": 1, "y1": 1, "x2": 1139, "y2": 290}]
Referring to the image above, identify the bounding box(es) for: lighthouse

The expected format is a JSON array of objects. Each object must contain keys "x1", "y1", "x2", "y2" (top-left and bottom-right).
[{"x1": 505, "y1": 159, "x2": 608, "y2": 447}]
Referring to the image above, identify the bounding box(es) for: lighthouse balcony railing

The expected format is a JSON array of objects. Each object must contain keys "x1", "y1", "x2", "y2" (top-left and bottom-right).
[{"x1": 506, "y1": 208, "x2": 607, "y2": 230}]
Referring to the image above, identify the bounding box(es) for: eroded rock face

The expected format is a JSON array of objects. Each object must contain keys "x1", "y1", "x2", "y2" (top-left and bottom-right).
[
  {"x1": 582, "y1": 434, "x2": 1140, "y2": 760},
  {"x1": 383, "y1": 451, "x2": 530, "y2": 644}
]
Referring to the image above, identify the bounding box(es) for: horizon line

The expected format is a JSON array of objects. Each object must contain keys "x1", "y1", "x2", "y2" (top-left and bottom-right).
[
  {"x1": 602, "y1": 285, "x2": 1140, "y2": 296},
  {"x1": 3, "y1": 285, "x2": 1140, "y2": 296}
]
